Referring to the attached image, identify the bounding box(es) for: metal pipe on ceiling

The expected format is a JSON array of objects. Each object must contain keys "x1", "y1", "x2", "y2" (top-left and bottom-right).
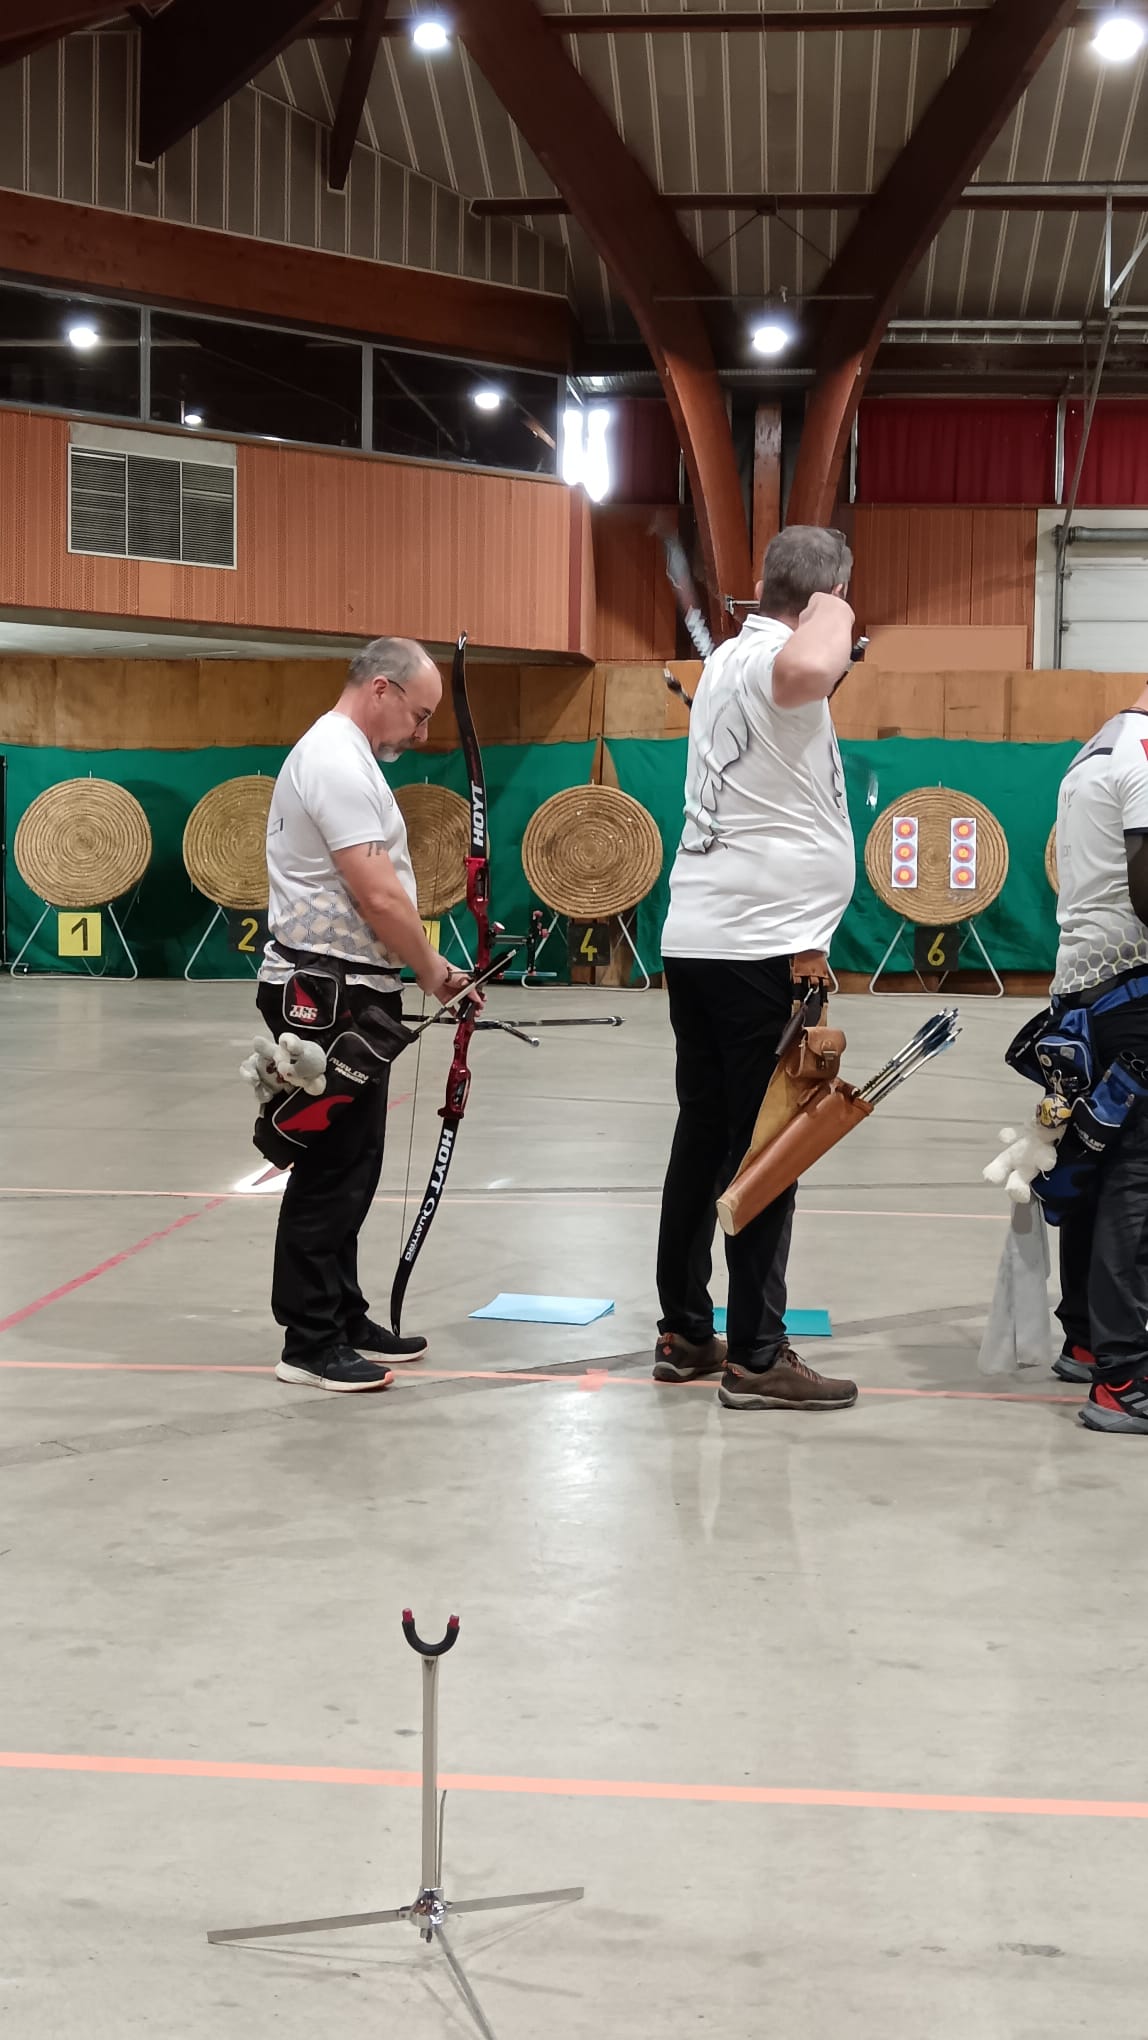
[
  {"x1": 310, "y1": 3, "x2": 1102, "y2": 32},
  {"x1": 470, "y1": 182, "x2": 1148, "y2": 219}
]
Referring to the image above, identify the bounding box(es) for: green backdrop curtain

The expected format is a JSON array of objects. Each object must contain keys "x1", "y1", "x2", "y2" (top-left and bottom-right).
[
  {"x1": 1, "y1": 735, "x2": 1070, "y2": 980},
  {"x1": 0, "y1": 739, "x2": 597, "y2": 978}
]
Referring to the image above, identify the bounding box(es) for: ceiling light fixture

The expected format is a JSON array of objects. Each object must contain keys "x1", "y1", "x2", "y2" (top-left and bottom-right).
[
  {"x1": 471, "y1": 387, "x2": 503, "y2": 412},
  {"x1": 750, "y1": 318, "x2": 794, "y2": 357},
  {"x1": 1092, "y1": 6, "x2": 1146, "y2": 60},
  {"x1": 411, "y1": 17, "x2": 450, "y2": 51},
  {"x1": 66, "y1": 321, "x2": 100, "y2": 351}
]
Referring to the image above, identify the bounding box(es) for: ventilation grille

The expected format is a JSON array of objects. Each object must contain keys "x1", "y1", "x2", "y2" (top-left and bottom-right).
[{"x1": 69, "y1": 448, "x2": 236, "y2": 568}]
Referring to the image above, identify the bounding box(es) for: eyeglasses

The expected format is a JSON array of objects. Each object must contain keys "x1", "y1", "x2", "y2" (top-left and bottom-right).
[{"x1": 386, "y1": 678, "x2": 434, "y2": 733}]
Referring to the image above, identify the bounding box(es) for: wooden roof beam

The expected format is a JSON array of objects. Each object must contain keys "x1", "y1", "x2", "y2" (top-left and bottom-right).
[
  {"x1": 453, "y1": 0, "x2": 753, "y2": 607},
  {"x1": 787, "y1": 0, "x2": 1082, "y2": 526},
  {"x1": 138, "y1": 0, "x2": 334, "y2": 162},
  {"x1": 0, "y1": 0, "x2": 127, "y2": 67},
  {"x1": 327, "y1": 0, "x2": 389, "y2": 191}
]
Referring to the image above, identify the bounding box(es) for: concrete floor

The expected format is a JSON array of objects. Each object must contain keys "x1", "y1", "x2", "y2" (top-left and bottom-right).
[{"x1": 0, "y1": 978, "x2": 1141, "y2": 2038}]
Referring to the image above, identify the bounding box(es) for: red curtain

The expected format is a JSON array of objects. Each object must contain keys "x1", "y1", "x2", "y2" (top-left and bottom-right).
[
  {"x1": 1064, "y1": 400, "x2": 1148, "y2": 506},
  {"x1": 857, "y1": 399, "x2": 1056, "y2": 506}
]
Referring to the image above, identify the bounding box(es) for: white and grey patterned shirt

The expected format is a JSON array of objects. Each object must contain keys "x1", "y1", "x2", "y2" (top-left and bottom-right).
[
  {"x1": 1053, "y1": 710, "x2": 1148, "y2": 996},
  {"x1": 259, "y1": 711, "x2": 418, "y2": 994}
]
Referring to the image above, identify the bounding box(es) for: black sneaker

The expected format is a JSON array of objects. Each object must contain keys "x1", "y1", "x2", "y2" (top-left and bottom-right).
[
  {"x1": 1053, "y1": 1342, "x2": 1098, "y2": 1384},
  {"x1": 276, "y1": 1344, "x2": 395, "y2": 1393},
  {"x1": 346, "y1": 1317, "x2": 428, "y2": 1363},
  {"x1": 1078, "y1": 1377, "x2": 1148, "y2": 1434},
  {"x1": 653, "y1": 1331, "x2": 727, "y2": 1382}
]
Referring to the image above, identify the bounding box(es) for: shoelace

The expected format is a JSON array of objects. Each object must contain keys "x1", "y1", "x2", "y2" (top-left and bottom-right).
[{"x1": 778, "y1": 1347, "x2": 817, "y2": 1381}]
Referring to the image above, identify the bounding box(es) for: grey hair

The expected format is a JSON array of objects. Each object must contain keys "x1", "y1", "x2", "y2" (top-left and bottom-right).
[
  {"x1": 345, "y1": 636, "x2": 433, "y2": 688},
  {"x1": 759, "y1": 526, "x2": 853, "y2": 616}
]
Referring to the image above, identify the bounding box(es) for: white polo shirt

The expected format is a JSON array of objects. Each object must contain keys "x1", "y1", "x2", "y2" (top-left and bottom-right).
[
  {"x1": 1053, "y1": 709, "x2": 1148, "y2": 995},
  {"x1": 259, "y1": 710, "x2": 418, "y2": 993},
  {"x1": 661, "y1": 613, "x2": 856, "y2": 961}
]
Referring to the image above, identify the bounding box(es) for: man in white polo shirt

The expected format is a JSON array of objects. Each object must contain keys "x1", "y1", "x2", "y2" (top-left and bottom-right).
[
  {"x1": 254, "y1": 636, "x2": 476, "y2": 1396},
  {"x1": 654, "y1": 525, "x2": 860, "y2": 1413}
]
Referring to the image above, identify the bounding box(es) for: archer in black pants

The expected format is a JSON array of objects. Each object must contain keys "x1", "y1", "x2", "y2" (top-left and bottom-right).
[
  {"x1": 256, "y1": 982, "x2": 394, "y2": 1365},
  {"x1": 657, "y1": 956, "x2": 795, "y2": 1369},
  {"x1": 1057, "y1": 988, "x2": 1148, "y2": 1380}
]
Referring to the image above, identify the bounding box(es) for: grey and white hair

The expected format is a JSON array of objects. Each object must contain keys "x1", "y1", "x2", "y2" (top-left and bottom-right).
[
  {"x1": 345, "y1": 636, "x2": 433, "y2": 688},
  {"x1": 759, "y1": 526, "x2": 853, "y2": 616}
]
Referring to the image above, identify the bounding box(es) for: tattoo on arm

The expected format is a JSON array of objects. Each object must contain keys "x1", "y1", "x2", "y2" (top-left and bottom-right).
[{"x1": 366, "y1": 841, "x2": 386, "y2": 858}]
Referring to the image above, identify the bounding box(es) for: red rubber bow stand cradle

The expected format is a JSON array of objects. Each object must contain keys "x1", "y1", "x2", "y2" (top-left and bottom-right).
[{"x1": 208, "y1": 1610, "x2": 584, "y2": 2040}]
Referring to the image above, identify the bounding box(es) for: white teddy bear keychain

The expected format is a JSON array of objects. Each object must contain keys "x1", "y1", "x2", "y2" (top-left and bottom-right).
[
  {"x1": 983, "y1": 1116, "x2": 1063, "y2": 1204},
  {"x1": 239, "y1": 1032, "x2": 327, "y2": 1106}
]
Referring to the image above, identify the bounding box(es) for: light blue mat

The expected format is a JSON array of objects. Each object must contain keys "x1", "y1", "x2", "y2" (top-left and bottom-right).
[
  {"x1": 471, "y1": 1293, "x2": 616, "y2": 1326},
  {"x1": 714, "y1": 1307, "x2": 832, "y2": 1339}
]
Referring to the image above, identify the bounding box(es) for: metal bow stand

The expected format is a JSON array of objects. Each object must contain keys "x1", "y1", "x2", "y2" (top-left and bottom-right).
[{"x1": 207, "y1": 1611, "x2": 584, "y2": 2040}]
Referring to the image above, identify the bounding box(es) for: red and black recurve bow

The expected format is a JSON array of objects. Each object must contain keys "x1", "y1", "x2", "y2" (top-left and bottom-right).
[{"x1": 389, "y1": 633, "x2": 514, "y2": 1335}]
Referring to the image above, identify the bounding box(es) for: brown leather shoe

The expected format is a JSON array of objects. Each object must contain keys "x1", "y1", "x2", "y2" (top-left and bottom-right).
[
  {"x1": 718, "y1": 1347, "x2": 858, "y2": 1412},
  {"x1": 653, "y1": 1331, "x2": 728, "y2": 1383}
]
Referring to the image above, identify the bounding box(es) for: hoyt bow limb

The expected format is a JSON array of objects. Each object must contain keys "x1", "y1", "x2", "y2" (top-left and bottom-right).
[{"x1": 389, "y1": 633, "x2": 517, "y2": 1336}]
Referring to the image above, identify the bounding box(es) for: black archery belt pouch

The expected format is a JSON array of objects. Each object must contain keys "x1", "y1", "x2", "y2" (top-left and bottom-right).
[{"x1": 261, "y1": 948, "x2": 418, "y2": 1068}]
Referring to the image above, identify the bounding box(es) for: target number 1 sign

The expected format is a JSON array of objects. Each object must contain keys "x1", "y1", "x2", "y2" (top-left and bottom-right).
[{"x1": 58, "y1": 911, "x2": 101, "y2": 958}]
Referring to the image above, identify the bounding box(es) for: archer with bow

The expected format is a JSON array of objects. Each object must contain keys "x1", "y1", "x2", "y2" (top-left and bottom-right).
[
  {"x1": 240, "y1": 634, "x2": 484, "y2": 1396},
  {"x1": 652, "y1": 524, "x2": 864, "y2": 1415}
]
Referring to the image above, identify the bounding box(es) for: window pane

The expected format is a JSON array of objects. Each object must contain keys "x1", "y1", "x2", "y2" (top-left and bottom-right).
[
  {"x1": 150, "y1": 311, "x2": 361, "y2": 448},
  {"x1": 373, "y1": 348, "x2": 559, "y2": 475},
  {"x1": 0, "y1": 284, "x2": 140, "y2": 418}
]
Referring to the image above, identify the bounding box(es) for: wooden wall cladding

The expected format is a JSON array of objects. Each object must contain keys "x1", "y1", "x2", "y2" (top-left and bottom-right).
[
  {"x1": 863, "y1": 625, "x2": 1030, "y2": 671},
  {"x1": 591, "y1": 507, "x2": 678, "y2": 661},
  {"x1": 833, "y1": 667, "x2": 1145, "y2": 744},
  {"x1": 2, "y1": 654, "x2": 1138, "y2": 752},
  {"x1": 0, "y1": 410, "x2": 586, "y2": 657},
  {"x1": 0, "y1": 657, "x2": 347, "y2": 749},
  {"x1": 851, "y1": 507, "x2": 1037, "y2": 633}
]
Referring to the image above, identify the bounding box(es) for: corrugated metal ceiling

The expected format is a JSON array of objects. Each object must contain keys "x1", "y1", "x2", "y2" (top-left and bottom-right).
[{"x1": 254, "y1": 5, "x2": 1148, "y2": 346}]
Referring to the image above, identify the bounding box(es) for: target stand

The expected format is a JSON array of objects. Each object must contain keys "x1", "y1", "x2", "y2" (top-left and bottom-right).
[
  {"x1": 522, "y1": 784, "x2": 663, "y2": 991},
  {"x1": 10, "y1": 778, "x2": 152, "y2": 980},
  {"x1": 207, "y1": 1612, "x2": 583, "y2": 2040},
  {"x1": 10, "y1": 898, "x2": 140, "y2": 980},
  {"x1": 864, "y1": 787, "x2": 1010, "y2": 999}
]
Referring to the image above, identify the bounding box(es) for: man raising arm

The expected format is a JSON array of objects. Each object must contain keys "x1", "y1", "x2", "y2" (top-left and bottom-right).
[{"x1": 653, "y1": 526, "x2": 860, "y2": 1413}]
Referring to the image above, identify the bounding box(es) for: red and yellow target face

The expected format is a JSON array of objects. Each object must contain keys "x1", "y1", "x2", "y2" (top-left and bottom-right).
[
  {"x1": 890, "y1": 815, "x2": 919, "y2": 890},
  {"x1": 949, "y1": 817, "x2": 978, "y2": 891}
]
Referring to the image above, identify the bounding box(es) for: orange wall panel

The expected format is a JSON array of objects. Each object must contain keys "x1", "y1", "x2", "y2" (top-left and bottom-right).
[
  {"x1": 591, "y1": 506, "x2": 677, "y2": 662},
  {"x1": 969, "y1": 510, "x2": 1036, "y2": 629},
  {"x1": 906, "y1": 509, "x2": 973, "y2": 626},
  {"x1": 852, "y1": 504, "x2": 1037, "y2": 640},
  {"x1": 0, "y1": 409, "x2": 585, "y2": 656}
]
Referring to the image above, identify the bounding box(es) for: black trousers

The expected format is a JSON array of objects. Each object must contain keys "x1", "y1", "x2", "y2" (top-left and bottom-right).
[
  {"x1": 256, "y1": 982, "x2": 394, "y2": 1362},
  {"x1": 1056, "y1": 990, "x2": 1148, "y2": 1381},
  {"x1": 657, "y1": 955, "x2": 795, "y2": 1369}
]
